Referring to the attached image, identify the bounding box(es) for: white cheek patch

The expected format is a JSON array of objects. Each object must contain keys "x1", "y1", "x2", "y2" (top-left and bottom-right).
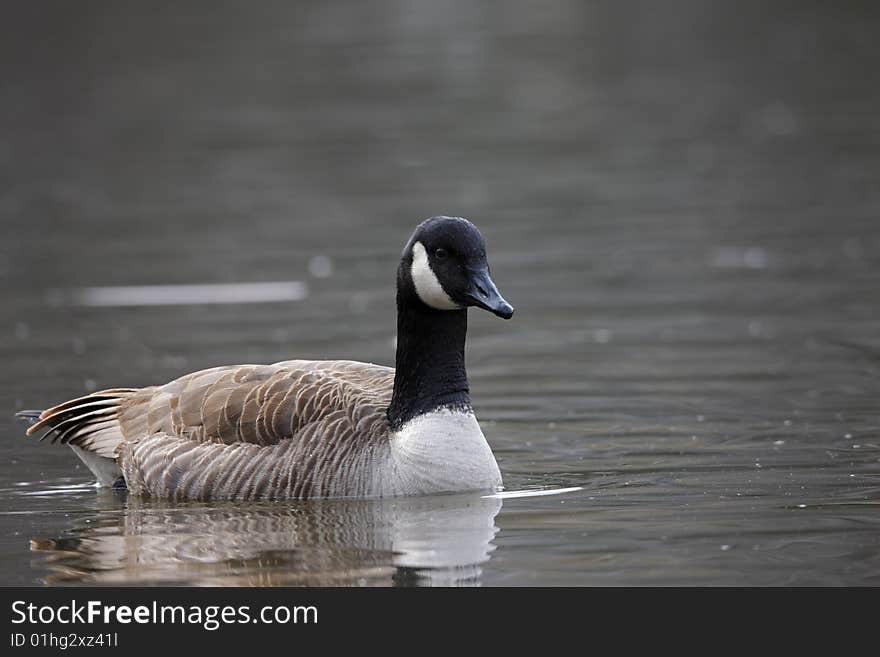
[{"x1": 410, "y1": 241, "x2": 460, "y2": 310}]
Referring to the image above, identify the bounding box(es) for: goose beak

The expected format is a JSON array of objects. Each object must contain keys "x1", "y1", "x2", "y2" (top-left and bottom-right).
[{"x1": 466, "y1": 268, "x2": 514, "y2": 319}]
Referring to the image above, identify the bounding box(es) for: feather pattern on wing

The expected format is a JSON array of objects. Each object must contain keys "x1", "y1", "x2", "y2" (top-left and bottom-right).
[{"x1": 25, "y1": 360, "x2": 397, "y2": 499}]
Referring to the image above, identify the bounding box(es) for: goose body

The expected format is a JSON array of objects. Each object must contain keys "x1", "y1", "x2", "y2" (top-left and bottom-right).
[{"x1": 18, "y1": 216, "x2": 513, "y2": 500}]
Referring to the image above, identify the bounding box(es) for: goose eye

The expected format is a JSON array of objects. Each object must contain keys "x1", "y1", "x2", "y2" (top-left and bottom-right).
[{"x1": 434, "y1": 248, "x2": 448, "y2": 260}]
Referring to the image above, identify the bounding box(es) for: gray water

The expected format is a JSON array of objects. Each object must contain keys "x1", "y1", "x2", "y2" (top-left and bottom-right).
[{"x1": 1, "y1": 0, "x2": 879, "y2": 586}]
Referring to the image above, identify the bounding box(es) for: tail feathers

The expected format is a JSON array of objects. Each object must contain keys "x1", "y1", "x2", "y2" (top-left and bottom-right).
[
  {"x1": 19, "y1": 389, "x2": 137, "y2": 459},
  {"x1": 15, "y1": 410, "x2": 43, "y2": 425}
]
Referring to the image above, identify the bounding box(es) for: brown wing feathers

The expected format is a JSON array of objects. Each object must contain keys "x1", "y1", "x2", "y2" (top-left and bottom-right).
[{"x1": 21, "y1": 361, "x2": 395, "y2": 498}]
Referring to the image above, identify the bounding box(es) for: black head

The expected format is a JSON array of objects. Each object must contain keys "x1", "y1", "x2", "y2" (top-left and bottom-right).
[{"x1": 399, "y1": 216, "x2": 514, "y2": 319}]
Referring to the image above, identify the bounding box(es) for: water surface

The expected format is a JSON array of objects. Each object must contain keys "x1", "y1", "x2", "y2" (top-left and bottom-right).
[{"x1": 1, "y1": 0, "x2": 879, "y2": 585}]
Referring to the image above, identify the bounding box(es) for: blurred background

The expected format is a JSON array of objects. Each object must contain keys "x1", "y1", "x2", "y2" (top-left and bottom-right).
[{"x1": 0, "y1": 0, "x2": 878, "y2": 585}]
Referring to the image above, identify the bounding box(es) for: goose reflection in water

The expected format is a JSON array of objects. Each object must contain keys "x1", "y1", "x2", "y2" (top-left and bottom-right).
[{"x1": 29, "y1": 492, "x2": 502, "y2": 586}]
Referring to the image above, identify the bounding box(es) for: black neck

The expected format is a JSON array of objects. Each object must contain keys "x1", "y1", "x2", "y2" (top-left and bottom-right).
[{"x1": 387, "y1": 294, "x2": 471, "y2": 429}]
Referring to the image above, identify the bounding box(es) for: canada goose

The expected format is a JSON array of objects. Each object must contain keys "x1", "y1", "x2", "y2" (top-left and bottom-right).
[{"x1": 17, "y1": 216, "x2": 514, "y2": 500}]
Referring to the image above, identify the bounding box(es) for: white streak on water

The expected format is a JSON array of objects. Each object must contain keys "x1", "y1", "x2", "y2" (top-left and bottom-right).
[
  {"x1": 50, "y1": 281, "x2": 308, "y2": 307},
  {"x1": 709, "y1": 246, "x2": 769, "y2": 269},
  {"x1": 14, "y1": 483, "x2": 97, "y2": 497},
  {"x1": 482, "y1": 486, "x2": 583, "y2": 499}
]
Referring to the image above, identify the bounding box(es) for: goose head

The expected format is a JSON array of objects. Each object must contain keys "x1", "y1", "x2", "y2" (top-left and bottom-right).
[{"x1": 399, "y1": 216, "x2": 514, "y2": 319}]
